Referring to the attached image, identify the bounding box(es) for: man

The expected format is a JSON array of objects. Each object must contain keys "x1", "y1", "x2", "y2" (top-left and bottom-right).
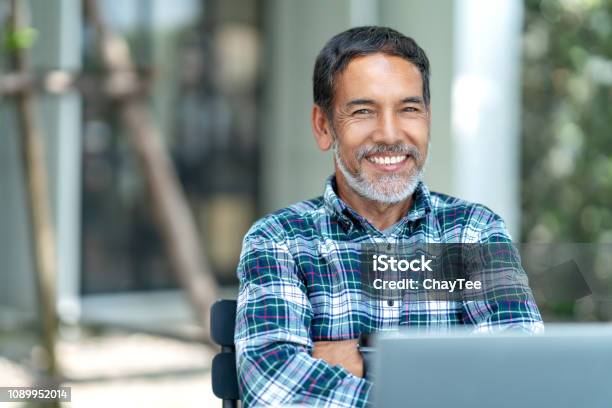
[{"x1": 234, "y1": 26, "x2": 543, "y2": 407}]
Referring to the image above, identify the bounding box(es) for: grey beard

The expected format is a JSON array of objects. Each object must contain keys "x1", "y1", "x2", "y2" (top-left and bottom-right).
[{"x1": 333, "y1": 141, "x2": 426, "y2": 204}]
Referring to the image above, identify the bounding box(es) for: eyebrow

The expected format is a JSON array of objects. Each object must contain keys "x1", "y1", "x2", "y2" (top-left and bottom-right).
[
  {"x1": 345, "y1": 96, "x2": 425, "y2": 108},
  {"x1": 346, "y1": 98, "x2": 376, "y2": 107},
  {"x1": 401, "y1": 96, "x2": 425, "y2": 105}
]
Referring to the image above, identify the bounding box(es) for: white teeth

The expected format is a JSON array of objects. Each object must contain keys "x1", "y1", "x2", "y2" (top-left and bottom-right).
[{"x1": 367, "y1": 155, "x2": 407, "y2": 165}]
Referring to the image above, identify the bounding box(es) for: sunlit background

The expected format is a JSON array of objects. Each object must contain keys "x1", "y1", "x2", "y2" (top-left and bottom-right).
[{"x1": 0, "y1": 0, "x2": 611, "y2": 406}]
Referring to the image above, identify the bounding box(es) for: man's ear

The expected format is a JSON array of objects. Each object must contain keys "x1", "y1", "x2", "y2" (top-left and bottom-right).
[{"x1": 311, "y1": 104, "x2": 334, "y2": 151}]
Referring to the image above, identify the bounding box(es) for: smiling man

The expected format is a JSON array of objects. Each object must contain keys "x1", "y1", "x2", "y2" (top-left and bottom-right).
[{"x1": 234, "y1": 26, "x2": 543, "y2": 407}]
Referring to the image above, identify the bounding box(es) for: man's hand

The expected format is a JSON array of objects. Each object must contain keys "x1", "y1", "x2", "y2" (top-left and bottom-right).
[{"x1": 312, "y1": 339, "x2": 363, "y2": 378}]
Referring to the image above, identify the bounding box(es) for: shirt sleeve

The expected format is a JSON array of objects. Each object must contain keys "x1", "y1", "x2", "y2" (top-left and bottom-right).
[
  {"x1": 234, "y1": 232, "x2": 372, "y2": 407},
  {"x1": 462, "y1": 212, "x2": 544, "y2": 334}
]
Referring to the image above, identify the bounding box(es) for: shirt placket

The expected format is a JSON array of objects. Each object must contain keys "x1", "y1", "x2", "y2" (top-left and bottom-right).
[{"x1": 370, "y1": 235, "x2": 402, "y2": 327}]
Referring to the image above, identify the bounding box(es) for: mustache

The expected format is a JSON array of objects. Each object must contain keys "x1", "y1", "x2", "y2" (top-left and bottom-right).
[{"x1": 355, "y1": 144, "x2": 421, "y2": 162}]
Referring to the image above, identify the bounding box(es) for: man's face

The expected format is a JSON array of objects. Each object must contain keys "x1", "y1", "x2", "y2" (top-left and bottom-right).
[{"x1": 327, "y1": 53, "x2": 430, "y2": 203}]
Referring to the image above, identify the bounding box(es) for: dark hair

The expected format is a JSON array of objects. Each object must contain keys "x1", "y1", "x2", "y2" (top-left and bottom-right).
[{"x1": 313, "y1": 26, "x2": 430, "y2": 116}]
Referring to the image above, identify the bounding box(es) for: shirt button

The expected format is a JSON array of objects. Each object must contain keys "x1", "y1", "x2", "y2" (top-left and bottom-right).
[{"x1": 387, "y1": 299, "x2": 394, "y2": 307}]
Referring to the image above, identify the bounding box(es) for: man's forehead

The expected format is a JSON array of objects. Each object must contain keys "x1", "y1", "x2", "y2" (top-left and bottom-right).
[{"x1": 334, "y1": 54, "x2": 424, "y2": 103}]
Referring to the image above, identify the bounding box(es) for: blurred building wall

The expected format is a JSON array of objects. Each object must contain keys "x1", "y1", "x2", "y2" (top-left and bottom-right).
[
  {"x1": 262, "y1": 0, "x2": 348, "y2": 214},
  {"x1": 0, "y1": 105, "x2": 37, "y2": 317}
]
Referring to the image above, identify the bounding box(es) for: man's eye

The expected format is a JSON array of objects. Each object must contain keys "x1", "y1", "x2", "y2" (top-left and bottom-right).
[
  {"x1": 353, "y1": 109, "x2": 373, "y2": 115},
  {"x1": 402, "y1": 107, "x2": 418, "y2": 113}
]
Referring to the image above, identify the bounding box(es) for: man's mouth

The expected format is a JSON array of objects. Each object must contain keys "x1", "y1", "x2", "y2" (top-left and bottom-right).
[{"x1": 366, "y1": 154, "x2": 408, "y2": 166}]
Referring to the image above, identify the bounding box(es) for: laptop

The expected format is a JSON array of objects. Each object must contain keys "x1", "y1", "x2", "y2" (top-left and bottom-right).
[{"x1": 372, "y1": 325, "x2": 612, "y2": 408}]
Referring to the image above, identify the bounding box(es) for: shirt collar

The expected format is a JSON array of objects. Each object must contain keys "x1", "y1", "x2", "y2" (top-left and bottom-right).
[{"x1": 323, "y1": 175, "x2": 433, "y2": 230}]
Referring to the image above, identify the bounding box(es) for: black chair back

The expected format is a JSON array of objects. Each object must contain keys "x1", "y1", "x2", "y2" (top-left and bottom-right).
[{"x1": 211, "y1": 299, "x2": 240, "y2": 407}]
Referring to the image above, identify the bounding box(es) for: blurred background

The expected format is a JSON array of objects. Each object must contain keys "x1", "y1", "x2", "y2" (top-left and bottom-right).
[{"x1": 0, "y1": 0, "x2": 611, "y2": 406}]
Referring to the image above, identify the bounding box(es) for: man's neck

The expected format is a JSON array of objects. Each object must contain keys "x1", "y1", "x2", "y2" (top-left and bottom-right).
[{"x1": 335, "y1": 172, "x2": 414, "y2": 231}]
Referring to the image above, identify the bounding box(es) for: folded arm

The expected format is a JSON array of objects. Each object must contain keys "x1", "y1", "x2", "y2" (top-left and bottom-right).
[
  {"x1": 463, "y1": 212, "x2": 544, "y2": 333},
  {"x1": 235, "y1": 234, "x2": 371, "y2": 407}
]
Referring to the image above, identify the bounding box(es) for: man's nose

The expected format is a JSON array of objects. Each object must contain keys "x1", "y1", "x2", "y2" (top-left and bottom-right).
[{"x1": 372, "y1": 110, "x2": 402, "y2": 145}]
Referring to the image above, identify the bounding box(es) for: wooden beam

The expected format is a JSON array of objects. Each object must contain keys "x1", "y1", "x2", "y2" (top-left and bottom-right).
[{"x1": 8, "y1": 0, "x2": 60, "y2": 390}]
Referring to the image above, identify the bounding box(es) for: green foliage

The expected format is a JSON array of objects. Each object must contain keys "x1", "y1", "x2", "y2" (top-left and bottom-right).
[
  {"x1": 522, "y1": 0, "x2": 612, "y2": 243},
  {"x1": 3, "y1": 27, "x2": 38, "y2": 52}
]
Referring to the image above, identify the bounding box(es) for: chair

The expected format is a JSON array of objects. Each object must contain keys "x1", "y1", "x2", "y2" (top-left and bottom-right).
[{"x1": 211, "y1": 299, "x2": 240, "y2": 407}]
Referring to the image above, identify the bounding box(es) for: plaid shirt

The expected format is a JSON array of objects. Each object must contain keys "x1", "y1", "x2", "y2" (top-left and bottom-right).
[{"x1": 235, "y1": 176, "x2": 543, "y2": 407}]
